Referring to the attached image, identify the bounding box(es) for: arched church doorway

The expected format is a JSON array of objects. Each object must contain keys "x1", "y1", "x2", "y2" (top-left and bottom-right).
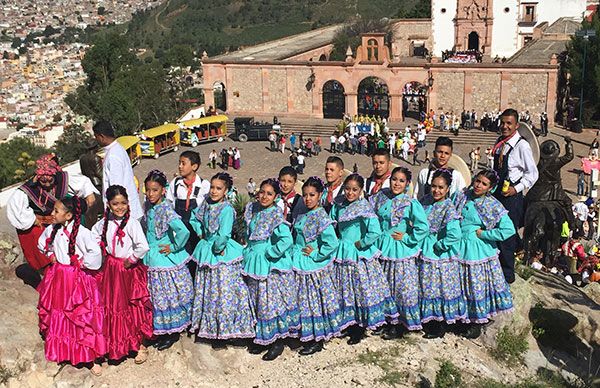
[
  {"x1": 402, "y1": 82, "x2": 427, "y2": 121},
  {"x1": 358, "y1": 77, "x2": 390, "y2": 118},
  {"x1": 322, "y1": 80, "x2": 345, "y2": 119},
  {"x1": 468, "y1": 31, "x2": 479, "y2": 51},
  {"x1": 213, "y1": 82, "x2": 227, "y2": 111}
]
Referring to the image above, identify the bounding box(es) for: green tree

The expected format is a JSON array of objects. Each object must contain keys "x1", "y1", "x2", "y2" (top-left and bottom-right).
[
  {"x1": 52, "y1": 124, "x2": 93, "y2": 164},
  {"x1": 0, "y1": 138, "x2": 46, "y2": 189},
  {"x1": 163, "y1": 44, "x2": 195, "y2": 68},
  {"x1": 566, "y1": 14, "x2": 600, "y2": 124}
]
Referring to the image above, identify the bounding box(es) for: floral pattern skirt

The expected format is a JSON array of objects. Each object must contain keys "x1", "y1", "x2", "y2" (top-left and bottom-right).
[
  {"x1": 295, "y1": 265, "x2": 344, "y2": 342},
  {"x1": 418, "y1": 257, "x2": 467, "y2": 324},
  {"x1": 459, "y1": 257, "x2": 513, "y2": 323},
  {"x1": 147, "y1": 263, "x2": 194, "y2": 335},
  {"x1": 245, "y1": 271, "x2": 300, "y2": 345},
  {"x1": 334, "y1": 257, "x2": 398, "y2": 330},
  {"x1": 190, "y1": 259, "x2": 255, "y2": 340},
  {"x1": 380, "y1": 254, "x2": 422, "y2": 330}
]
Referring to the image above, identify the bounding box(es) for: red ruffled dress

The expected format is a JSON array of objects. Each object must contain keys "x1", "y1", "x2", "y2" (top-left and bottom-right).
[{"x1": 37, "y1": 223, "x2": 107, "y2": 364}]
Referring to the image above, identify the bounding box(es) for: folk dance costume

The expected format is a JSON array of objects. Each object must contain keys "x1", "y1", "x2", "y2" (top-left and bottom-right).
[
  {"x1": 291, "y1": 207, "x2": 343, "y2": 342},
  {"x1": 370, "y1": 189, "x2": 429, "y2": 330},
  {"x1": 189, "y1": 199, "x2": 255, "y2": 340},
  {"x1": 91, "y1": 216, "x2": 153, "y2": 361},
  {"x1": 242, "y1": 203, "x2": 299, "y2": 345},
  {"x1": 330, "y1": 199, "x2": 398, "y2": 330},
  {"x1": 143, "y1": 202, "x2": 194, "y2": 335},
  {"x1": 8, "y1": 170, "x2": 98, "y2": 285},
  {"x1": 166, "y1": 174, "x2": 210, "y2": 255},
  {"x1": 454, "y1": 190, "x2": 515, "y2": 323},
  {"x1": 37, "y1": 222, "x2": 106, "y2": 364},
  {"x1": 419, "y1": 196, "x2": 466, "y2": 324}
]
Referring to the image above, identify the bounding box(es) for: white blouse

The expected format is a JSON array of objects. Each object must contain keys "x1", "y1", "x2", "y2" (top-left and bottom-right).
[
  {"x1": 38, "y1": 221, "x2": 102, "y2": 270},
  {"x1": 91, "y1": 217, "x2": 149, "y2": 262},
  {"x1": 7, "y1": 173, "x2": 99, "y2": 231}
]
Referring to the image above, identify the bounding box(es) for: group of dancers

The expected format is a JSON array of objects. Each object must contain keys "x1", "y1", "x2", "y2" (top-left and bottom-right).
[{"x1": 33, "y1": 148, "x2": 515, "y2": 375}]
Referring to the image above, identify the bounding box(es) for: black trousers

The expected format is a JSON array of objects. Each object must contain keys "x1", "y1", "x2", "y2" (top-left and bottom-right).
[{"x1": 495, "y1": 192, "x2": 524, "y2": 282}]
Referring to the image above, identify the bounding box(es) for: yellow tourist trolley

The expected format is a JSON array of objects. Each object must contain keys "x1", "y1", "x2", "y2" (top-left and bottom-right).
[
  {"x1": 116, "y1": 135, "x2": 142, "y2": 167},
  {"x1": 179, "y1": 114, "x2": 228, "y2": 147},
  {"x1": 139, "y1": 123, "x2": 180, "y2": 159}
]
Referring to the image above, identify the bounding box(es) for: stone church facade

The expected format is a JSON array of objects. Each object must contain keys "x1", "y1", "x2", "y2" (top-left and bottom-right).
[{"x1": 202, "y1": 1, "x2": 590, "y2": 125}]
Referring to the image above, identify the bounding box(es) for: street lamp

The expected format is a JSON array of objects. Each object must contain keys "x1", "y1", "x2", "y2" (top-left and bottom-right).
[{"x1": 575, "y1": 29, "x2": 596, "y2": 130}]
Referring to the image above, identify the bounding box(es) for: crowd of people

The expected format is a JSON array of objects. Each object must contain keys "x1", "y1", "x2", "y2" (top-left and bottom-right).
[{"x1": 4, "y1": 109, "x2": 545, "y2": 376}]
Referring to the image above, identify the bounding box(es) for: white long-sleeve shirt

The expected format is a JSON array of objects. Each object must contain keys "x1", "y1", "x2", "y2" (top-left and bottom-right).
[
  {"x1": 7, "y1": 173, "x2": 99, "y2": 231},
  {"x1": 413, "y1": 166, "x2": 466, "y2": 200},
  {"x1": 91, "y1": 216, "x2": 149, "y2": 262},
  {"x1": 102, "y1": 141, "x2": 143, "y2": 220},
  {"x1": 495, "y1": 132, "x2": 539, "y2": 193},
  {"x1": 38, "y1": 221, "x2": 102, "y2": 270}
]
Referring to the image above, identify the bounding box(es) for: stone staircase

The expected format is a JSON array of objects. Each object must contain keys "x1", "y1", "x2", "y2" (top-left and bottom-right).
[{"x1": 226, "y1": 116, "x2": 500, "y2": 146}]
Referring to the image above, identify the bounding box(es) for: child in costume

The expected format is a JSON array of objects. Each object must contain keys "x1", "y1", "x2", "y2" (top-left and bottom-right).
[
  {"x1": 370, "y1": 167, "x2": 429, "y2": 339},
  {"x1": 418, "y1": 169, "x2": 465, "y2": 339},
  {"x1": 189, "y1": 173, "x2": 255, "y2": 345},
  {"x1": 454, "y1": 169, "x2": 515, "y2": 338},
  {"x1": 92, "y1": 185, "x2": 153, "y2": 364},
  {"x1": 292, "y1": 176, "x2": 341, "y2": 355},
  {"x1": 143, "y1": 170, "x2": 194, "y2": 351},
  {"x1": 37, "y1": 197, "x2": 105, "y2": 375},
  {"x1": 243, "y1": 178, "x2": 298, "y2": 361},
  {"x1": 330, "y1": 174, "x2": 398, "y2": 345}
]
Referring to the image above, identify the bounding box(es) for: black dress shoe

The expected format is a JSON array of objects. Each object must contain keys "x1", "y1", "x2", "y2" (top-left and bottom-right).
[
  {"x1": 156, "y1": 333, "x2": 180, "y2": 351},
  {"x1": 262, "y1": 342, "x2": 284, "y2": 361},
  {"x1": 422, "y1": 322, "x2": 445, "y2": 339},
  {"x1": 461, "y1": 324, "x2": 482, "y2": 339},
  {"x1": 382, "y1": 325, "x2": 404, "y2": 340},
  {"x1": 299, "y1": 341, "x2": 323, "y2": 356},
  {"x1": 371, "y1": 325, "x2": 386, "y2": 336},
  {"x1": 211, "y1": 340, "x2": 227, "y2": 350},
  {"x1": 506, "y1": 273, "x2": 516, "y2": 284},
  {"x1": 248, "y1": 343, "x2": 266, "y2": 354},
  {"x1": 347, "y1": 326, "x2": 364, "y2": 345}
]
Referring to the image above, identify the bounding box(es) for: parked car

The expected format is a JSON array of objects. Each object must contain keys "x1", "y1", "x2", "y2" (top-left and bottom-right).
[{"x1": 234, "y1": 117, "x2": 281, "y2": 142}]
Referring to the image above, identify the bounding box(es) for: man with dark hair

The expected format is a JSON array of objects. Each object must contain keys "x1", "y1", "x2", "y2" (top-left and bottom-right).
[
  {"x1": 492, "y1": 109, "x2": 538, "y2": 283},
  {"x1": 322, "y1": 156, "x2": 345, "y2": 212},
  {"x1": 365, "y1": 148, "x2": 392, "y2": 198},
  {"x1": 413, "y1": 136, "x2": 466, "y2": 200},
  {"x1": 93, "y1": 120, "x2": 143, "y2": 220}
]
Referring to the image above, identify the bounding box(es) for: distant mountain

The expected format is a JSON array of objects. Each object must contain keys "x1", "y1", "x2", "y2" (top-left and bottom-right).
[{"x1": 124, "y1": 0, "x2": 427, "y2": 57}]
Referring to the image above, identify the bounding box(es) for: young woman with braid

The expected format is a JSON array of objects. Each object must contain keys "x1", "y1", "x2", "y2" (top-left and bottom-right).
[
  {"x1": 370, "y1": 167, "x2": 429, "y2": 339},
  {"x1": 37, "y1": 196, "x2": 106, "y2": 376},
  {"x1": 330, "y1": 174, "x2": 398, "y2": 345},
  {"x1": 453, "y1": 169, "x2": 515, "y2": 339},
  {"x1": 143, "y1": 170, "x2": 194, "y2": 351},
  {"x1": 189, "y1": 173, "x2": 255, "y2": 346},
  {"x1": 291, "y1": 176, "x2": 342, "y2": 355},
  {"x1": 91, "y1": 185, "x2": 153, "y2": 364}
]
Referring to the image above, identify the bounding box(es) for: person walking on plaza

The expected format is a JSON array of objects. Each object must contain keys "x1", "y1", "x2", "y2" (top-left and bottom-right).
[
  {"x1": 93, "y1": 121, "x2": 143, "y2": 220},
  {"x1": 290, "y1": 132, "x2": 297, "y2": 152},
  {"x1": 492, "y1": 109, "x2": 539, "y2": 283},
  {"x1": 209, "y1": 149, "x2": 218, "y2": 169},
  {"x1": 540, "y1": 112, "x2": 548, "y2": 137},
  {"x1": 279, "y1": 134, "x2": 286, "y2": 154},
  {"x1": 268, "y1": 132, "x2": 277, "y2": 151},
  {"x1": 330, "y1": 133, "x2": 337, "y2": 154}
]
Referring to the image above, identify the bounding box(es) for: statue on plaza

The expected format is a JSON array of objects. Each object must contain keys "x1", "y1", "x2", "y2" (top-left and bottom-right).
[{"x1": 523, "y1": 137, "x2": 574, "y2": 264}]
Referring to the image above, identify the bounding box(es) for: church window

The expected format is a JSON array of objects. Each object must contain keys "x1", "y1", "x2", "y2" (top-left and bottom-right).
[
  {"x1": 523, "y1": 5, "x2": 536, "y2": 23},
  {"x1": 367, "y1": 39, "x2": 379, "y2": 61},
  {"x1": 504, "y1": 7, "x2": 510, "y2": 13},
  {"x1": 441, "y1": 8, "x2": 446, "y2": 13}
]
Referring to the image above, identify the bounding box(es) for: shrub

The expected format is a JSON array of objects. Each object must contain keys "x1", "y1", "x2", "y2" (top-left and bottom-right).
[
  {"x1": 491, "y1": 326, "x2": 529, "y2": 366},
  {"x1": 434, "y1": 359, "x2": 462, "y2": 388}
]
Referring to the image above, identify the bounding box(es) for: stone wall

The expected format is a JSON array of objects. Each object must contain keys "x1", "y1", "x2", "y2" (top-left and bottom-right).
[
  {"x1": 509, "y1": 73, "x2": 548, "y2": 115},
  {"x1": 435, "y1": 72, "x2": 465, "y2": 113},
  {"x1": 230, "y1": 68, "x2": 263, "y2": 111},
  {"x1": 392, "y1": 20, "x2": 433, "y2": 59},
  {"x1": 471, "y1": 72, "x2": 501, "y2": 113},
  {"x1": 287, "y1": 68, "x2": 313, "y2": 114},
  {"x1": 267, "y1": 69, "x2": 288, "y2": 112}
]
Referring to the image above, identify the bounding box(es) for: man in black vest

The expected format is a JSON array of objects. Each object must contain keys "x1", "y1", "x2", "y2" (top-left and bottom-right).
[{"x1": 492, "y1": 109, "x2": 539, "y2": 283}]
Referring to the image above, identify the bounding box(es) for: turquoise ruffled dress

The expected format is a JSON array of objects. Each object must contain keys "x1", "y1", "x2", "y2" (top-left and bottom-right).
[
  {"x1": 330, "y1": 198, "x2": 398, "y2": 330},
  {"x1": 242, "y1": 202, "x2": 299, "y2": 345},
  {"x1": 454, "y1": 191, "x2": 515, "y2": 323},
  {"x1": 189, "y1": 199, "x2": 255, "y2": 339},
  {"x1": 291, "y1": 207, "x2": 343, "y2": 342},
  {"x1": 370, "y1": 189, "x2": 429, "y2": 330},
  {"x1": 143, "y1": 201, "x2": 194, "y2": 335},
  {"x1": 419, "y1": 196, "x2": 466, "y2": 324}
]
